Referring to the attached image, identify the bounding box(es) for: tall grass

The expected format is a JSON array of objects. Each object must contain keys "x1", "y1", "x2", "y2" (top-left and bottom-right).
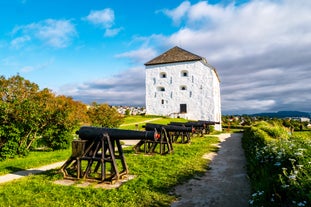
[{"x1": 243, "y1": 121, "x2": 310, "y2": 206}]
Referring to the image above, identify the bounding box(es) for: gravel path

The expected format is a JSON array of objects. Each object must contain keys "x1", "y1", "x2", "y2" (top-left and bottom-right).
[
  {"x1": 0, "y1": 161, "x2": 65, "y2": 184},
  {"x1": 171, "y1": 133, "x2": 251, "y2": 207}
]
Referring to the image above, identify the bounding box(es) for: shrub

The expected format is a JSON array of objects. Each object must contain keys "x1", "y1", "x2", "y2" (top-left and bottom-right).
[{"x1": 243, "y1": 121, "x2": 311, "y2": 206}]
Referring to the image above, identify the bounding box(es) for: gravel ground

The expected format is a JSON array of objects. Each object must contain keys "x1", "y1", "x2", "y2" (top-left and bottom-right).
[{"x1": 171, "y1": 133, "x2": 251, "y2": 207}]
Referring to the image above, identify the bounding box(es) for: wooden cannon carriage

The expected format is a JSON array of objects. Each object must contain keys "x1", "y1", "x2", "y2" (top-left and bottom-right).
[{"x1": 60, "y1": 126, "x2": 160, "y2": 183}]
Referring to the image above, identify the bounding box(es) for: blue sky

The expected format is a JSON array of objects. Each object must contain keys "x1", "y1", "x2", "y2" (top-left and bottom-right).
[{"x1": 1, "y1": 0, "x2": 311, "y2": 114}]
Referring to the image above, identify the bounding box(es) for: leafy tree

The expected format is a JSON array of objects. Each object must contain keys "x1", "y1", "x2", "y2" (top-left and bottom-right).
[
  {"x1": 0, "y1": 75, "x2": 89, "y2": 159},
  {"x1": 41, "y1": 95, "x2": 89, "y2": 150},
  {"x1": 0, "y1": 75, "x2": 40, "y2": 158},
  {"x1": 87, "y1": 102, "x2": 124, "y2": 128}
]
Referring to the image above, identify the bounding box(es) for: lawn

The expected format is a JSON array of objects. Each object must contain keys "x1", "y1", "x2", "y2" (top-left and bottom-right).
[
  {"x1": 0, "y1": 115, "x2": 220, "y2": 206},
  {"x1": 0, "y1": 135, "x2": 219, "y2": 207}
]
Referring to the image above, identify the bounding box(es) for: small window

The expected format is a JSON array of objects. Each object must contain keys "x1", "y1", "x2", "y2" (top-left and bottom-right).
[
  {"x1": 181, "y1": 70, "x2": 188, "y2": 77},
  {"x1": 161, "y1": 99, "x2": 164, "y2": 104},
  {"x1": 160, "y1": 72, "x2": 167, "y2": 78},
  {"x1": 180, "y1": 104, "x2": 187, "y2": 113},
  {"x1": 180, "y1": 85, "x2": 187, "y2": 90},
  {"x1": 153, "y1": 78, "x2": 156, "y2": 84},
  {"x1": 157, "y1": 87, "x2": 165, "y2": 91}
]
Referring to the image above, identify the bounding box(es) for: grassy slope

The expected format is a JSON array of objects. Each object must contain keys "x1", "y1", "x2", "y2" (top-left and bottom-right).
[{"x1": 0, "y1": 115, "x2": 220, "y2": 206}]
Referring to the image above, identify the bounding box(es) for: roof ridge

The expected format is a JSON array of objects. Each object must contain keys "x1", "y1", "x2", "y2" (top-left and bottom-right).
[{"x1": 145, "y1": 46, "x2": 203, "y2": 66}]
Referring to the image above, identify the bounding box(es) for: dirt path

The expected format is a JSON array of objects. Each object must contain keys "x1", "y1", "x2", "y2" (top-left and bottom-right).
[{"x1": 171, "y1": 133, "x2": 251, "y2": 207}]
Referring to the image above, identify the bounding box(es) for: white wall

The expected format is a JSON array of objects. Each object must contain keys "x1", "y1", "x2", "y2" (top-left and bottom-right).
[{"x1": 145, "y1": 60, "x2": 222, "y2": 130}]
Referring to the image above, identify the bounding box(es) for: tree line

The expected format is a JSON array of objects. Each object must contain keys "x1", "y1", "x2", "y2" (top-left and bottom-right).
[{"x1": 0, "y1": 75, "x2": 123, "y2": 160}]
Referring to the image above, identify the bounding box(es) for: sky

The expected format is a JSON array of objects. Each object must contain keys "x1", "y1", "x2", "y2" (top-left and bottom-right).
[{"x1": 1, "y1": 0, "x2": 310, "y2": 115}]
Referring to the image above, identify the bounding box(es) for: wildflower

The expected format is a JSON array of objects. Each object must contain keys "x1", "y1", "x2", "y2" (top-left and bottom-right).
[
  {"x1": 297, "y1": 165, "x2": 303, "y2": 168},
  {"x1": 294, "y1": 170, "x2": 299, "y2": 175},
  {"x1": 249, "y1": 200, "x2": 254, "y2": 205},
  {"x1": 281, "y1": 184, "x2": 289, "y2": 188},
  {"x1": 252, "y1": 193, "x2": 257, "y2": 197},
  {"x1": 288, "y1": 174, "x2": 296, "y2": 180},
  {"x1": 294, "y1": 152, "x2": 303, "y2": 156},
  {"x1": 289, "y1": 158, "x2": 296, "y2": 162}
]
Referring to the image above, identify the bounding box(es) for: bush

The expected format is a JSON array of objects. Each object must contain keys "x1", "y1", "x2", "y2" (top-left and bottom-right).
[{"x1": 243, "y1": 121, "x2": 311, "y2": 206}]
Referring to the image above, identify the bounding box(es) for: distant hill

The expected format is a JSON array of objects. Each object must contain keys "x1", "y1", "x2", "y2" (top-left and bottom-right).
[{"x1": 251, "y1": 111, "x2": 311, "y2": 118}]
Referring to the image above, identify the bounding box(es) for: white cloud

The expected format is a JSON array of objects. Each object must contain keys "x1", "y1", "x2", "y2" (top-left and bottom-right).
[
  {"x1": 84, "y1": 8, "x2": 121, "y2": 37},
  {"x1": 104, "y1": 28, "x2": 123, "y2": 37},
  {"x1": 116, "y1": 47, "x2": 158, "y2": 64},
  {"x1": 85, "y1": 9, "x2": 115, "y2": 28},
  {"x1": 142, "y1": 0, "x2": 311, "y2": 113},
  {"x1": 10, "y1": 35, "x2": 31, "y2": 49},
  {"x1": 162, "y1": 1, "x2": 191, "y2": 25},
  {"x1": 61, "y1": 67, "x2": 146, "y2": 105},
  {"x1": 11, "y1": 19, "x2": 77, "y2": 48},
  {"x1": 19, "y1": 59, "x2": 54, "y2": 74}
]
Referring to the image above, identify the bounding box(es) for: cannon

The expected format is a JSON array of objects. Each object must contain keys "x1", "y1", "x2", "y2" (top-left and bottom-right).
[
  {"x1": 60, "y1": 126, "x2": 160, "y2": 183},
  {"x1": 134, "y1": 123, "x2": 194, "y2": 154},
  {"x1": 198, "y1": 120, "x2": 221, "y2": 134},
  {"x1": 146, "y1": 123, "x2": 194, "y2": 144},
  {"x1": 170, "y1": 120, "x2": 219, "y2": 136},
  {"x1": 169, "y1": 121, "x2": 204, "y2": 136}
]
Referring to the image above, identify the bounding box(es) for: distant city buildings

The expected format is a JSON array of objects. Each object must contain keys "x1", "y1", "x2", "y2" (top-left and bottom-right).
[{"x1": 113, "y1": 106, "x2": 146, "y2": 115}]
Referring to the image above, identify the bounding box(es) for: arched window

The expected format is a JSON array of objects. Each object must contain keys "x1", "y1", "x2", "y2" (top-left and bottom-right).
[
  {"x1": 181, "y1": 70, "x2": 188, "y2": 77},
  {"x1": 160, "y1": 72, "x2": 167, "y2": 78},
  {"x1": 180, "y1": 85, "x2": 187, "y2": 90},
  {"x1": 157, "y1": 86, "x2": 165, "y2": 91}
]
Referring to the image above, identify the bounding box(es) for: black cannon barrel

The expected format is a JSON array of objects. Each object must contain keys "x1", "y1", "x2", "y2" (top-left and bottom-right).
[
  {"x1": 170, "y1": 121, "x2": 205, "y2": 128},
  {"x1": 76, "y1": 126, "x2": 159, "y2": 141},
  {"x1": 198, "y1": 120, "x2": 220, "y2": 125},
  {"x1": 144, "y1": 123, "x2": 194, "y2": 133}
]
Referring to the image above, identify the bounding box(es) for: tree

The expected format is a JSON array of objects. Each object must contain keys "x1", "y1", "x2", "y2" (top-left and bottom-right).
[
  {"x1": 0, "y1": 75, "x2": 89, "y2": 159},
  {"x1": 41, "y1": 95, "x2": 89, "y2": 150},
  {"x1": 87, "y1": 102, "x2": 124, "y2": 128},
  {"x1": 0, "y1": 75, "x2": 41, "y2": 157}
]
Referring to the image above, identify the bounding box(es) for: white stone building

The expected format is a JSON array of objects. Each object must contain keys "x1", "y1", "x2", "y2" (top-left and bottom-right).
[{"x1": 145, "y1": 46, "x2": 222, "y2": 130}]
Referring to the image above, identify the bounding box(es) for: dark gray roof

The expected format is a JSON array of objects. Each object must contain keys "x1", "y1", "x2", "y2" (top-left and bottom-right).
[{"x1": 145, "y1": 46, "x2": 203, "y2": 66}]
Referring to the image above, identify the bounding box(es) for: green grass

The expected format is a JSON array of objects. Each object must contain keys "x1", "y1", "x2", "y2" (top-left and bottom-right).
[
  {"x1": 119, "y1": 115, "x2": 188, "y2": 130},
  {"x1": 0, "y1": 149, "x2": 71, "y2": 175},
  {"x1": 0, "y1": 135, "x2": 219, "y2": 207}
]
